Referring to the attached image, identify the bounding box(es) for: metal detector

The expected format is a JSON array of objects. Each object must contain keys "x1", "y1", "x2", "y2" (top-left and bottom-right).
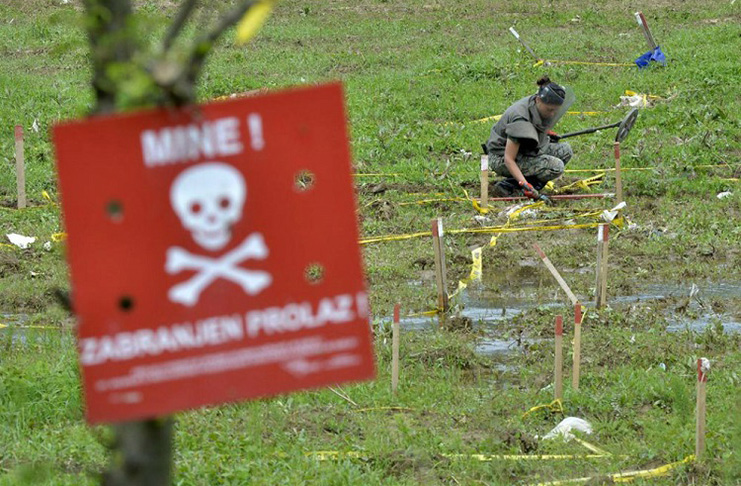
[{"x1": 551, "y1": 108, "x2": 639, "y2": 143}]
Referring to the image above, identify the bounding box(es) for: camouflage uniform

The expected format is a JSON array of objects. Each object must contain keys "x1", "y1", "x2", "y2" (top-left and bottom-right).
[
  {"x1": 485, "y1": 95, "x2": 573, "y2": 191},
  {"x1": 488, "y1": 142, "x2": 573, "y2": 189}
]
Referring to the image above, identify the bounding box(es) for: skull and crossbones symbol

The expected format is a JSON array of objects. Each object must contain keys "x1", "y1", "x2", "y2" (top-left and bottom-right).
[{"x1": 166, "y1": 162, "x2": 272, "y2": 306}]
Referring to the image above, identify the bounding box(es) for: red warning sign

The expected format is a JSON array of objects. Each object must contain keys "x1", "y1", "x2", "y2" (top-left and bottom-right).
[{"x1": 53, "y1": 83, "x2": 375, "y2": 424}]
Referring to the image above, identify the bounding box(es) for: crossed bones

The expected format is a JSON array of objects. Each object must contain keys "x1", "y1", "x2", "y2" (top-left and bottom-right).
[{"x1": 166, "y1": 233, "x2": 272, "y2": 306}]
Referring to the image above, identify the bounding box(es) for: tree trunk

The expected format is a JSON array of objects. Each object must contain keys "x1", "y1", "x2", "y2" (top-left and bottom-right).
[{"x1": 103, "y1": 419, "x2": 174, "y2": 486}]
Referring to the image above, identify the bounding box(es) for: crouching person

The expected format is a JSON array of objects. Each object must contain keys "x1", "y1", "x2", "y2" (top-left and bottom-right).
[{"x1": 485, "y1": 75, "x2": 573, "y2": 200}]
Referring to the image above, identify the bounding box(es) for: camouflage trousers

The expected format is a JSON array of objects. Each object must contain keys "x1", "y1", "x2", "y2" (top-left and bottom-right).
[{"x1": 488, "y1": 142, "x2": 573, "y2": 186}]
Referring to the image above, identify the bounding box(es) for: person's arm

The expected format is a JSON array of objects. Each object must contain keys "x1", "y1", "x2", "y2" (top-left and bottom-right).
[
  {"x1": 504, "y1": 138, "x2": 526, "y2": 184},
  {"x1": 504, "y1": 138, "x2": 540, "y2": 199}
]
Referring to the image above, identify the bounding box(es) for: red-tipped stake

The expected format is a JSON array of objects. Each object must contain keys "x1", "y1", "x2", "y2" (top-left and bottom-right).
[
  {"x1": 392, "y1": 304, "x2": 400, "y2": 395},
  {"x1": 431, "y1": 218, "x2": 449, "y2": 318},
  {"x1": 15, "y1": 125, "x2": 26, "y2": 209},
  {"x1": 572, "y1": 303, "x2": 582, "y2": 390},
  {"x1": 554, "y1": 315, "x2": 564, "y2": 400},
  {"x1": 614, "y1": 142, "x2": 623, "y2": 204},
  {"x1": 595, "y1": 224, "x2": 610, "y2": 308},
  {"x1": 696, "y1": 358, "x2": 709, "y2": 460},
  {"x1": 480, "y1": 155, "x2": 489, "y2": 210}
]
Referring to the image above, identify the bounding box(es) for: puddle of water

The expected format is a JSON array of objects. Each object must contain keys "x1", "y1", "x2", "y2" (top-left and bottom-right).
[
  {"x1": 666, "y1": 317, "x2": 741, "y2": 334},
  {"x1": 389, "y1": 279, "x2": 741, "y2": 356},
  {"x1": 0, "y1": 313, "x2": 70, "y2": 349},
  {"x1": 475, "y1": 338, "x2": 520, "y2": 355},
  {"x1": 612, "y1": 281, "x2": 741, "y2": 304}
]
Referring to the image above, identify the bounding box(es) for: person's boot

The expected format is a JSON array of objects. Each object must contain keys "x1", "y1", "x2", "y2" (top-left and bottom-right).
[{"x1": 491, "y1": 178, "x2": 520, "y2": 197}]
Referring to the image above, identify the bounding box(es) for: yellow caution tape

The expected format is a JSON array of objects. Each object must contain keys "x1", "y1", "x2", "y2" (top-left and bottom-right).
[
  {"x1": 0, "y1": 192, "x2": 58, "y2": 212},
  {"x1": 471, "y1": 198, "x2": 489, "y2": 214},
  {"x1": 407, "y1": 309, "x2": 439, "y2": 318},
  {"x1": 447, "y1": 200, "x2": 546, "y2": 302},
  {"x1": 556, "y1": 173, "x2": 604, "y2": 193},
  {"x1": 571, "y1": 437, "x2": 610, "y2": 456},
  {"x1": 360, "y1": 201, "x2": 614, "y2": 245},
  {"x1": 41, "y1": 190, "x2": 56, "y2": 205},
  {"x1": 565, "y1": 163, "x2": 738, "y2": 174},
  {"x1": 522, "y1": 399, "x2": 564, "y2": 419},
  {"x1": 469, "y1": 247, "x2": 482, "y2": 281},
  {"x1": 0, "y1": 323, "x2": 60, "y2": 330},
  {"x1": 612, "y1": 455, "x2": 694, "y2": 482},
  {"x1": 360, "y1": 220, "x2": 603, "y2": 245},
  {"x1": 471, "y1": 114, "x2": 503, "y2": 124},
  {"x1": 624, "y1": 89, "x2": 662, "y2": 100},
  {"x1": 235, "y1": 0, "x2": 274, "y2": 44},
  {"x1": 353, "y1": 173, "x2": 402, "y2": 178},
  {"x1": 443, "y1": 452, "x2": 616, "y2": 461},
  {"x1": 359, "y1": 231, "x2": 432, "y2": 245},
  {"x1": 448, "y1": 221, "x2": 603, "y2": 236},
  {"x1": 354, "y1": 407, "x2": 414, "y2": 413},
  {"x1": 398, "y1": 197, "x2": 468, "y2": 207},
  {"x1": 308, "y1": 450, "x2": 617, "y2": 462},
  {"x1": 531, "y1": 455, "x2": 695, "y2": 485},
  {"x1": 470, "y1": 111, "x2": 607, "y2": 125},
  {"x1": 376, "y1": 200, "x2": 616, "y2": 317},
  {"x1": 534, "y1": 59, "x2": 635, "y2": 68}
]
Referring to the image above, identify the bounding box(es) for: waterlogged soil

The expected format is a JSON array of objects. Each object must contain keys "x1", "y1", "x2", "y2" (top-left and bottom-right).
[{"x1": 384, "y1": 278, "x2": 741, "y2": 363}]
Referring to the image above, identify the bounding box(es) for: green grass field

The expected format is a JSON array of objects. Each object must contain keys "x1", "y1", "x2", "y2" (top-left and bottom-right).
[{"x1": 1, "y1": 0, "x2": 740, "y2": 484}]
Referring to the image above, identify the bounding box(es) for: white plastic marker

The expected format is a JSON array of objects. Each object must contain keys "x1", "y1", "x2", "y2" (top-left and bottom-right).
[
  {"x1": 533, "y1": 243, "x2": 579, "y2": 306},
  {"x1": 572, "y1": 303, "x2": 582, "y2": 390},
  {"x1": 554, "y1": 315, "x2": 563, "y2": 400},
  {"x1": 595, "y1": 224, "x2": 610, "y2": 308},
  {"x1": 480, "y1": 155, "x2": 489, "y2": 210},
  {"x1": 431, "y1": 218, "x2": 449, "y2": 314},
  {"x1": 247, "y1": 113, "x2": 265, "y2": 151},
  {"x1": 508, "y1": 27, "x2": 540, "y2": 61},
  {"x1": 634, "y1": 12, "x2": 658, "y2": 50},
  {"x1": 15, "y1": 125, "x2": 26, "y2": 209},
  {"x1": 696, "y1": 358, "x2": 710, "y2": 460},
  {"x1": 392, "y1": 304, "x2": 400, "y2": 395}
]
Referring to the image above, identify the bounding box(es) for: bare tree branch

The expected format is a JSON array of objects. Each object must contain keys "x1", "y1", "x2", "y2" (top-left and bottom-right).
[
  {"x1": 83, "y1": 0, "x2": 136, "y2": 114},
  {"x1": 169, "y1": 0, "x2": 259, "y2": 104},
  {"x1": 162, "y1": 0, "x2": 199, "y2": 52}
]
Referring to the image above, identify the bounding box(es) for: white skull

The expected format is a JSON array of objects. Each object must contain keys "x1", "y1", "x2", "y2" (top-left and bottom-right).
[{"x1": 170, "y1": 162, "x2": 246, "y2": 251}]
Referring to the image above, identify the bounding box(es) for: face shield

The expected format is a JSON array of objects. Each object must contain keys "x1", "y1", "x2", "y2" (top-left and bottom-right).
[{"x1": 545, "y1": 86, "x2": 575, "y2": 129}]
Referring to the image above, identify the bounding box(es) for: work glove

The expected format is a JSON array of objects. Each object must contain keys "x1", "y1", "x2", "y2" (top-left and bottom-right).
[
  {"x1": 547, "y1": 130, "x2": 560, "y2": 143},
  {"x1": 519, "y1": 180, "x2": 540, "y2": 200}
]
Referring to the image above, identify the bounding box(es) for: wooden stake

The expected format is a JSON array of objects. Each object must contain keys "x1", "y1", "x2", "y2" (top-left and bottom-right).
[
  {"x1": 15, "y1": 125, "x2": 26, "y2": 209},
  {"x1": 595, "y1": 224, "x2": 610, "y2": 308},
  {"x1": 431, "y1": 218, "x2": 449, "y2": 314},
  {"x1": 554, "y1": 315, "x2": 563, "y2": 400},
  {"x1": 614, "y1": 142, "x2": 623, "y2": 204},
  {"x1": 634, "y1": 12, "x2": 658, "y2": 50},
  {"x1": 479, "y1": 155, "x2": 488, "y2": 210},
  {"x1": 533, "y1": 243, "x2": 579, "y2": 306},
  {"x1": 391, "y1": 304, "x2": 400, "y2": 395},
  {"x1": 572, "y1": 303, "x2": 582, "y2": 390},
  {"x1": 695, "y1": 358, "x2": 709, "y2": 461}
]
